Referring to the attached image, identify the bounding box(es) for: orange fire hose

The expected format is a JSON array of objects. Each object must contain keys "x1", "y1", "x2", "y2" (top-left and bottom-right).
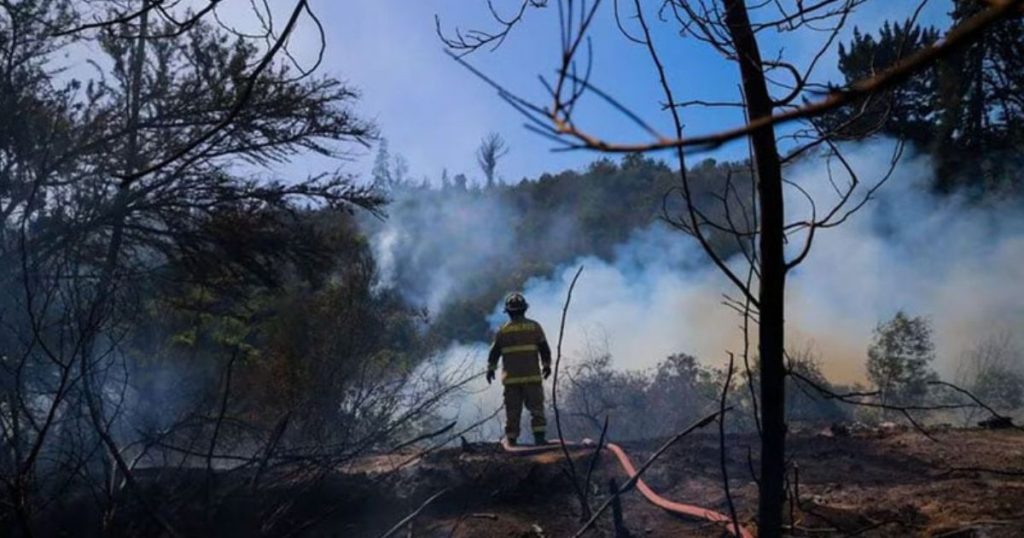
[{"x1": 500, "y1": 438, "x2": 754, "y2": 538}]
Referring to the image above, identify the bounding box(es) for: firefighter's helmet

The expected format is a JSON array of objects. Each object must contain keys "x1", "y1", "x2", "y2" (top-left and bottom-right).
[{"x1": 504, "y1": 292, "x2": 528, "y2": 314}]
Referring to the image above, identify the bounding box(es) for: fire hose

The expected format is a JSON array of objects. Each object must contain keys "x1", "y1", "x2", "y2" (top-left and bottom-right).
[{"x1": 500, "y1": 438, "x2": 754, "y2": 538}]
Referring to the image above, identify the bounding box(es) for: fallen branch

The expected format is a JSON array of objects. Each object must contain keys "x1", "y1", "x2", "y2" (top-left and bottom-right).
[
  {"x1": 385, "y1": 407, "x2": 503, "y2": 475},
  {"x1": 376, "y1": 488, "x2": 449, "y2": 538},
  {"x1": 390, "y1": 421, "x2": 458, "y2": 452},
  {"x1": 927, "y1": 380, "x2": 1024, "y2": 433},
  {"x1": 251, "y1": 412, "x2": 291, "y2": 490}
]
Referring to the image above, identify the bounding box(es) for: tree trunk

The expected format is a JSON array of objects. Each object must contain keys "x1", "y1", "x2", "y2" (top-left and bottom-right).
[
  {"x1": 721, "y1": 1, "x2": 787, "y2": 536},
  {"x1": 77, "y1": 4, "x2": 180, "y2": 536}
]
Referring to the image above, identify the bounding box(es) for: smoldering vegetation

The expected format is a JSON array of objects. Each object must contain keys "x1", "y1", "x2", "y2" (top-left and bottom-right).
[
  {"x1": 367, "y1": 140, "x2": 1024, "y2": 443},
  {"x1": 360, "y1": 154, "x2": 751, "y2": 343}
]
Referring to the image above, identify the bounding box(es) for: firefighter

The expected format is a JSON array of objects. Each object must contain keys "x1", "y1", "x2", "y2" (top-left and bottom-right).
[{"x1": 486, "y1": 292, "x2": 552, "y2": 446}]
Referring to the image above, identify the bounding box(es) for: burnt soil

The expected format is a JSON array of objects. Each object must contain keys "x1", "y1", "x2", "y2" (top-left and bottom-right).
[
  {"x1": 30, "y1": 428, "x2": 1023, "y2": 537},
  {"x1": 336, "y1": 428, "x2": 1024, "y2": 538}
]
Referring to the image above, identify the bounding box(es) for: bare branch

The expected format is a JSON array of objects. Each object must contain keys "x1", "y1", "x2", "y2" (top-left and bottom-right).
[
  {"x1": 119, "y1": 0, "x2": 315, "y2": 184},
  {"x1": 552, "y1": 266, "x2": 590, "y2": 519},
  {"x1": 459, "y1": 0, "x2": 1024, "y2": 154},
  {"x1": 376, "y1": 488, "x2": 449, "y2": 538},
  {"x1": 719, "y1": 353, "x2": 742, "y2": 538},
  {"x1": 570, "y1": 408, "x2": 730, "y2": 538}
]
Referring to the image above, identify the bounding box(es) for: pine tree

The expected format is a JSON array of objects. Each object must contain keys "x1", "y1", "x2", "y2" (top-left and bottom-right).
[
  {"x1": 829, "y1": 22, "x2": 941, "y2": 146},
  {"x1": 829, "y1": 1, "x2": 1024, "y2": 194},
  {"x1": 391, "y1": 154, "x2": 409, "y2": 188},
  {"x1": 371, "y1": 138, "x2": 392, "y2": 189},
  {"x1": 932, "y1": 0, "x2": 1024, "y2": 193}
]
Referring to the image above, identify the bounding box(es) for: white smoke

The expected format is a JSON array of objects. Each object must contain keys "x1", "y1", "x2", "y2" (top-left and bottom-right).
[
  {"x1": 501, "y1": 140, "x2": 1024, "y2": 383},
  {"x1": 377, "y1": 140, "x2": 1024, "y2": 391},
  {"x1": 368, "y1": 189, "x2": 539, "y2": 314},
  {"x1": 783, "y1": 141, "x2": 1024, "y2": 380},
  {"x1": 485, "y1": 226, "x2": 739, "y2": 371}
]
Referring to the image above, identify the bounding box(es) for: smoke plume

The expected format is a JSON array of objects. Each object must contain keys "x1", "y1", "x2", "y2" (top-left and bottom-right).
[{"x1": 370, "y1": 140, "x2": 1024, "y2": 385}]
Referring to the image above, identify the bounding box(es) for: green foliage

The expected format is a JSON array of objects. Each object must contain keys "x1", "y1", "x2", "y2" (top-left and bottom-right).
[
  {"x1": 562, "y1": 350, "x2": 721, "y2": 440},
  {"x1": 734, "y1": 344, "x2": 851, "y2": 428},
  {"x1": 784, "y1": 347, "x2": 850, "y2": 424},
  {"x1": 829, "y1": 1, "x2": 1024, "y2": 195},
  {"x1": 974, "y1": 368, "x2": 1024, "y2": 411},
  {"x1": 932, "y1": 0, "x2": 1024, "y2": 194},
  {"x1": 956, "y1": 334, "x2": 1024, "y2": 412},
  {"x1": 866, "y1": 311, "x2": 938, "y2": 407},
  {"x1": 562, "y1": 344, "x2": 853, "y2": 438},
  {"x1": 371, "y1": 153, "x2": 751, "y2": 343},
  {"x1": 832, "y1": 22, "x2": 941, "y2": 147},
  {"x1": 127, "y1": 209, "x2": 432, "y2": 440},
  {"x1": 1, "y1": 1, "x2": 405, "y2": 463}
]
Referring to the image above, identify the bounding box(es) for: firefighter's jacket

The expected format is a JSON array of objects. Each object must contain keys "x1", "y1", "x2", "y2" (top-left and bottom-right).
[{"x1": 487, "y1": 317, "x2": 552, "y2": 385}]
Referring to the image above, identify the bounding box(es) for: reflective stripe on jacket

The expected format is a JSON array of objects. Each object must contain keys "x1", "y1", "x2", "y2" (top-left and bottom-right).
[{"x1": 487, "y1": 317, "x2": 551, "y2": 385}]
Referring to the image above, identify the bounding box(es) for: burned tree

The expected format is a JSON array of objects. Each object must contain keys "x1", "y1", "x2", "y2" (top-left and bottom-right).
[
  {"x1": 439, "y1": 0, "x2": 1024, "y2": 535},
  {"x1": 476, "y1": 131, "x2": 510, "y2": 187},
  {"x1": 955, "y1": 333, "x2": 1024, "y2": 421}
]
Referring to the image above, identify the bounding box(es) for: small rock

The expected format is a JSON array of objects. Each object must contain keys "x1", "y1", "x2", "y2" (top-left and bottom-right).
[
  {"x1": 978, "y1": 415, "x2": 1014, "y2": 429},
  {"x1": 830, "y1": 422, "x2": 851, "y2": 437}
]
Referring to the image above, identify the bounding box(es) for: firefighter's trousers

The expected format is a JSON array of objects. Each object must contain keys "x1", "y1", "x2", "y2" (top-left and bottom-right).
[{"x1": 503, "y1": 382, "x2": 546, "y2": 440}]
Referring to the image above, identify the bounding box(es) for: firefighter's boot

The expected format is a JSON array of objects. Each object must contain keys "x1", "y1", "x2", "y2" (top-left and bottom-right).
[
  {"x1": 507, "y1": 437, "x2": 518, "y2": 447},
  {"x1": 533, "y1": 433, "x2": 547, "y2": 446}
]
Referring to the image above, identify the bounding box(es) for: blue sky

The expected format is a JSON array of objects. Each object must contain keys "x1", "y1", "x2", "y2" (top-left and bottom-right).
[{"x1": 227, "y1": 1, "x2": 953, "y2": 185}]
